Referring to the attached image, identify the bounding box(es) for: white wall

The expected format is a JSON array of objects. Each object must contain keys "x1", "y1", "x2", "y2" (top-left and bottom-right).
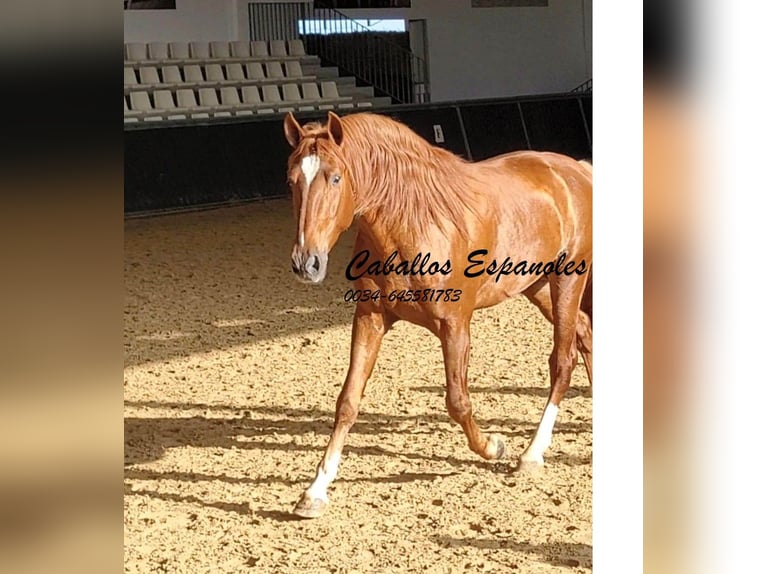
[
  {"x1": 125, "y1": 0, "x2": 592, "y2": 101},
  {"x1": 124, "y1": 0, "x2": 238, "y2": 43},
  {"x1": 397, "y1": 0, "x2": 592, "y2": 101}
]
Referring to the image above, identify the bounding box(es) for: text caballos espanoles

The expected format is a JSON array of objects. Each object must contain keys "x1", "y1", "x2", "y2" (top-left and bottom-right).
[{"x1": 346, "y1": 250, "x2": 588, "y2": 282}]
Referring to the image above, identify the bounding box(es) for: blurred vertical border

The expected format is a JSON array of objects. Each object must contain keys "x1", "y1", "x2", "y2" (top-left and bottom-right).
[
  {"x1": 0, "y1": 2, "x2": 124, "y2": 573},
  {"x1": 644, "y1": 1, "x2": 694, "y2": 573}
]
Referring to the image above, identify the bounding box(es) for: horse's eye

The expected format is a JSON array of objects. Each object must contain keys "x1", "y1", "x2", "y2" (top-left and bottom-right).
[{"x1": 331, "y1": 174, "x2": 342, "y2": 185}]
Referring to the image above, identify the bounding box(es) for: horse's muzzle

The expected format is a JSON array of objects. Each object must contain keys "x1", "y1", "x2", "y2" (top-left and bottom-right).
[{"x1": 291, "y1": 251, "x2": 328, "y2": 283}]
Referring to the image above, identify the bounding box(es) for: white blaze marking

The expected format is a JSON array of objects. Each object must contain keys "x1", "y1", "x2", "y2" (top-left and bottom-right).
[
  {"x1": 306, "y1": 451, "x2": 341, "y2": 502},
  {"x1": 301, "y1": 154, "x2": 321, "y2": 189},
  {"x1": 299, "y1": 154, "x2": 320, "y2": 249},
  {"x1": 522, "y1": 402, "x2": 559, "y2": 463}
]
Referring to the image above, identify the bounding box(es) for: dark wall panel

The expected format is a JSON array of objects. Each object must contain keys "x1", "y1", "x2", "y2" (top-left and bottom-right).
[
  {"x1": 519, "y1": 97, "x2": 591, "y2": 158},
  {"x1": 384, "y1": 107, "x2": 467, "y2": 158},
  {"x1": 580, "y1": 95, "x2": 592, "y2": 139},
  {"x1": 125, "y1": 121, "x2": 292, "y2": 212},
  {"x1": 125, "y1": 94, "x2": 592, "y2": 213},
  {"x1": 458, "y1": 102, "x2": 528, "y2": 160}
]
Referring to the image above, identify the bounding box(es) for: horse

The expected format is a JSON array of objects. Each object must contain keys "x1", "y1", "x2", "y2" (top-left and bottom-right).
[{"x1": 283, "y1": 111, "x2": 592, "y2": 518}]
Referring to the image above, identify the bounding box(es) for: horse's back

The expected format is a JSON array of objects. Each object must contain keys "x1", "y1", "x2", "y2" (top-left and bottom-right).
[
  {"x1": 480, "y1": 150, "x2": 591, "y2": 180},
  {"x1": 479, "y1": 150, "x2": 591, "y2": 215}
]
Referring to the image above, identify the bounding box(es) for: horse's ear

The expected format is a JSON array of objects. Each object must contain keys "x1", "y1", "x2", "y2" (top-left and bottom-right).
[
  {"x1": 327, "y1": 111, "x2": 344, "y2": 146},
  {"x1": 283, "y1": 112, "x2": 304, "y2": 148}
]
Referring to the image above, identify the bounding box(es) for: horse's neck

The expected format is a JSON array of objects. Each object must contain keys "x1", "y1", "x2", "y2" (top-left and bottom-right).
[{"x1": 354, "y1": 209, "x2": 400, "y2": 253}]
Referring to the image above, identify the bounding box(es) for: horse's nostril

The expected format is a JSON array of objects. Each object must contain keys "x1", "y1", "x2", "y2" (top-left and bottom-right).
[{"x1": 304, "y1": 255, "x2": 317, "y2": 273}]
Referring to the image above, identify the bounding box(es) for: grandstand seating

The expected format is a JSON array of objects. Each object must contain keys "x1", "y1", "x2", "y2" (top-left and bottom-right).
[
  {"x1": 124, "y1": 39, "x2": 387, "y2": 123},
  {"x1": 123, "y1": 82, "x2": 358, "y2": 121},
  {"x1": 125, "y1": 40, "x2": 314, "y2": 65}
]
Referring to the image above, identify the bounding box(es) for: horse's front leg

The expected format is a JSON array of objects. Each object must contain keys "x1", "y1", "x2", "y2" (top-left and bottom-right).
[
  {"x1": 440, "y1": 318, "x2": 506, "y2": 461},
  {"x1": 293, "y1": 305, "x2": 388, "y2": 518}
]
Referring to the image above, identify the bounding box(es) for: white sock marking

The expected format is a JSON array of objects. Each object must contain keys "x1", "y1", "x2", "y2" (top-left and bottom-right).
[
  {"x1": 306, "y1": 451, "x2": 341, "y2": 502},
  {"x1": 523, "y1": 402, "x2": 559, "y2": 463}
]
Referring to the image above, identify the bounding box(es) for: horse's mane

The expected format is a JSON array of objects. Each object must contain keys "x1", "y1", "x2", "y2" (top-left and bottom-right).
[{"x1": 303, "y1": 113, "x2": 484, "y2": 239}]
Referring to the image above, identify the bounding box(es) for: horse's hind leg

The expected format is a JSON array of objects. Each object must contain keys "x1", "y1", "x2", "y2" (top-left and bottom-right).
[
  {"x1": 523, "y1": 279, "x2": 593, "y2": 386},
  {"x1": 518, "y1": 271, "x2": 590, "y2": 471},
  {"x1": 293, "y1": 306, "x2": 389, "y2": 518},
  {"x1": 439, "y1": 317, "x2": 506, "y2": 461},
  {"x1": 576, "y1": 310, "x2": 593, "y2": 385},
  {"x1": 578, "y1": 271, "x2": 593, "y2": 385}
]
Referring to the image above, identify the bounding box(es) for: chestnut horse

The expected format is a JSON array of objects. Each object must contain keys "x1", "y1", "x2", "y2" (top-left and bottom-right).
[{"x1": 283, "y1": 111, "x2": 592, "y2": 518}]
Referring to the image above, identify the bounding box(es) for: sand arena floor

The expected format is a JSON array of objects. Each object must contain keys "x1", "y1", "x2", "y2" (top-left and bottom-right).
[{"x1": 124, "y1": 200, "x2": 592, "y2": 573}]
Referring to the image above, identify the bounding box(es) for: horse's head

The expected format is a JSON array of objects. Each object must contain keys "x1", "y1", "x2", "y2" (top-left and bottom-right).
[{"x1": 283, "y1": 111, "x2": 355, "y2": 284}]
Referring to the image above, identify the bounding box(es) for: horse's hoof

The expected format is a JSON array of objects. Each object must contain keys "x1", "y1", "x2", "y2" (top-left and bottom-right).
[
  {"x1": 514, "y1": 458, "x2": 544, "y2": 475},
  {"x1": 488, "y1": 434, "x2": 506, "y2": 460},
  {"x1": 292, "y1": 493, "x2": 328, "y2": 519}
]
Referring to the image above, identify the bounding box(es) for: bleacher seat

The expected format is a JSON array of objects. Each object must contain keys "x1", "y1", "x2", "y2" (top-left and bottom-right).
[
  {"x1": 176, "y1": 89, "x2": 199, "y2": 111},
  {"x1": 190, "y1": 41, "x2": 210, "y2": 59},
  {"x1": 148, "y1": 42, "x2": 168, "y2": 60},
  {"x1": 285, "y1": 61, "x2": 303, "y2": 78},
  {"x1": 282, "y1": 84, "x2": 301, "y2": 102},
  {"x1": 169, "y1": 42, "x2": 190, "y2": 60},
  {"x1": 124, "y1": 67, "x2": 138, "y2": 87},
  {"x1": 230, "y1": 41, "x2": 250, "y2": 58},
  {"x1": 241, "y1": 85, "x2": 262, "y2": 106},
  {"x1": 225, "y1": 63, "x2": 246, "y2": 81},
  {"x1": 321, "y1": 81, "x2": 341, "y2": 100},
  {"x1": 129, "y1": 91, "x2": 153, "y2": 113},
  {"x1": 219, "y1": 87, "x2": 254, "y2": 116},
  {"x1": 211, "y1": 41, "x2": 230, "y2": 59},
  {"x1": 251, "y1": 41, "x2": 269, "y2": 58},
  {"x1": 204, "y1": 64, "x2": 225, "y2": 82},
  {"x1": 266, "y1": 62, "x2": 284, "y2": 79},
  {"x1": 220, "y1": 86, "x2": 242, "y2": 107},
  {"x1": 245, "y1": 63, "x2": 265, "y2": 80},
  {"x1": 124, "y1": 97, "x2": 141, "y2": 121},
  {"x1": 161, "y1": 66, "x2": 183, "y2": 85},
  {"x1": 240, "y1": 86, "x2": 274, "y2": 114},
  {"x1": 183, "y1": 65, "x2": 205, "y2": 83},
  {"x1": 283, "y1": 83, "x2": 314, "y2": 111},
  {"x1": 288, "y1": 40, "x2": 306, "y2": 57},
  {"x1": 269, "y1": 40, "x2": 288, "y2": 58},
  {"x1": 139, "y1": 67, "x2": 161, "y2": 86},
  {"x1": 302, "y1": 83, "x2": 321, "y2": 101},
  {"x1": 262, "y1": 84, "x2": 289, "y2": 111},
  {"x1": 199, "y1": 88, "x2": 222, "y2": 109},
  {"x1": 153, "y1": 90, "x2": 186, "y2": 120},
  {"x1": 176, "y1": 88, "x2": 209, "y2": 118},
  {"x1": 126, "y1": 43, "x2": 147, "y2": 62},
  {"x1": 152, "y1": 90, "x2": 174, "y2": 110}
]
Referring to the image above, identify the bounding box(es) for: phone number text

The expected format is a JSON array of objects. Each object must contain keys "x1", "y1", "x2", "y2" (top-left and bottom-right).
[{"x1": 343, "y1": 288, "x2": 463, "y2": 303}]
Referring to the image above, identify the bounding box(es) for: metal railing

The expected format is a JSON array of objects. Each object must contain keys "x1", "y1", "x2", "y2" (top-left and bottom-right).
[
  {"x1": 248, "y1": 2, "x2": 430, "y2": 104},
  {"x1": 571, "y1": 78, "x2": 592, "y2": 93}
]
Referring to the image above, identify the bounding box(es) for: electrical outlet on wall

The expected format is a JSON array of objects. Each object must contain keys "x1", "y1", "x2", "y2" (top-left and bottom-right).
[{"x1": 433, "y1": 124, "x2": 445, "y2": 143}]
